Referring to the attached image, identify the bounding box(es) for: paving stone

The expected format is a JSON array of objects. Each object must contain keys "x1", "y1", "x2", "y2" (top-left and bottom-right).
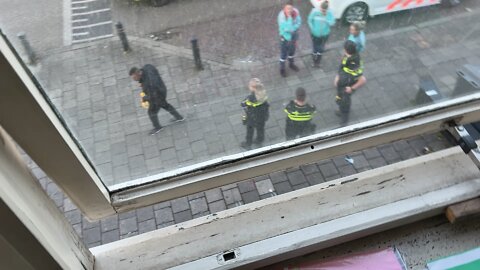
[
  {"x1": 255, "y1": 179, "x2": 274, "y2": 195},
  {"x1": 83, "y1": 226, "x2": 101, "y2": 244},
  {"x1": 193, "y1": 211, "x2": 211, "y2": 219},
  {"x1": 187, "y1": 192, "x2": 205, "y2": 201},
  {"x1": 338, "y1": 165, "x2": 357, "y2": 177},
  {"x1": 362, "y1": 147, "x2": 382, "y2": 159},
  {"x1": 153, "y1": 201, "x2": 171, "y2": 210},
  {"x1": 174, "y1": 210, "x2": 193, "y2": 223},
  {"x1": 300, "y1": 163, "x2": 320, "y2": 175},
  {"x1": 82, "y1": 217, "x2": 100, "y2": 230},
  {"x1": 350, "y1": 154, "x2": 370, "y2": 170},
  {"x1": 157, "y1": 221, "x2": 175, "y2": 229},
  {"x1": 102, "y1": 229, "x2": 120, "y2": 244},
  {"x1": 138, "y1": 219, "x2": 157, "y2": 234},
  {"x1": 101, "y1": 215, "x2": 119, "y2": 233},
  {"x1": 171, "y1": 197, "x2": 190, "y2": 213},
  {"x1": 205, "y1": 188, "x2": 224, "y2": 203},
  {"x1": 119, "y1": 217, "x2": 138, "y2": 236},
  {"x1": 286, "y1": 169, "x2": 307, "y2": 186},
  {"x1": 73, "y1": 223, "x2": 82, "y2": 238},
  {"x1": 241, "y1": 190, "x2": 261, "y2": 204},
  {"x1": 154, "y1": 207, "x2": 174, "y2": 224},
  {"x1": 306, "y1": 172, "x2": 324, "y2": 186},
  {"x1": 189, "y1": 197, "x2": 209, "y2": 215},
  {"x1": 136, "y1": 206, "x2": 155, "y2": 223},
  {"x1": 269, "y1": 171, "x2": 288, "y2": 184},
  {"x1": 208, "y1": 200, "x2": 227, "y2": 213},
  {"x1": 118, "y1": 210, "x2": 136, "y2": 220},
  {"x1": 222, "y1": 188, "x2": 242, "y2": 205},
  {"x1": 65, "y1": 209, "x2": 82, "y2": 225},
  {"x1": 274, "y1": 181, "x2": 293, "y2": 195},
  {"x1": 379, "y1": 145, "x2": 402, "y2": 163},
  {"x1": 368, "y1": 157, "x2": 388, "y2": 169},
  {"x1": 332, "y1": 156, "x2": 350, "y2": 167},
  {"x1": 318, "y1": 161, "x2": 339, "y2": 178},
  {"x1": 292, "y1": 182, "x2": 310, "y2": 191},
  {"x1": 238, "y1": 180, "x2": 257, "y2": 194}
]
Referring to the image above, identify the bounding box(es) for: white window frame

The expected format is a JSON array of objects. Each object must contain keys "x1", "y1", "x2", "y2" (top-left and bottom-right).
[{"x1": 2, "y1": 30, "x2": 480, "y2": 219}]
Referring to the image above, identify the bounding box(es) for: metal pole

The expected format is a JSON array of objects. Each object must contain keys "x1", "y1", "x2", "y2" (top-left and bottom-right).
[
  {"x1": 17, "y1": 32, "x2": 37, "y2": 64},
  {"x1": 191, "y1": 38, "x2": 203, "y2": 70},
  {"x1": 115, "y1": 22, "x2": 130, "y2": 53}
]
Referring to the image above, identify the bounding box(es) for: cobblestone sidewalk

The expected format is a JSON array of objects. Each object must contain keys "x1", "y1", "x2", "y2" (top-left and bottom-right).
[
  {"x1": 9, "y1": 0, "x2": 478, "y2": 257},
  {"x1": 31, "y1": 9, "x2": 480, "y2": 188}
]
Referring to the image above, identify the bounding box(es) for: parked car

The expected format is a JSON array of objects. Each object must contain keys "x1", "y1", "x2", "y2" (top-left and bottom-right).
[{"x1": 310, "y1": 0, "x2": 460, "y2": 23}]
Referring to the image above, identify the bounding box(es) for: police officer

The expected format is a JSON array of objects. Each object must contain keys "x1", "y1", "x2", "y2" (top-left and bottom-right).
[
  {"x1": 284, "y1": 87, "x2": 316, "y2": 140},
  {"x1": 241, "y1": 78, "x2": 270, "y2": 150},
  {"x1": 334, "y1": 41, "x2": 367, "y2": 126},
  {"x1": 278, "y1": 1, "x2": 302, "y2": 77},
  {"x1": 129, "y1": 65, "x2": 184, "y2": 135}
]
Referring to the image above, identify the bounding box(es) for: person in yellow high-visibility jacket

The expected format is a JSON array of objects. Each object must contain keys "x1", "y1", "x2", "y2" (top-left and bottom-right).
[
  {"x1": 284, "y1": 87, "x2": 316, "y2": 140},
  {"x1": 334, "y1": 40, "x2": 367, "y2": 126}
]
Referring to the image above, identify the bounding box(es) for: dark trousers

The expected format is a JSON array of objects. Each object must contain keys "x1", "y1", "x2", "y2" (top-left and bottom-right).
[
  {"x1": 336, "y1": 86, "x2": 352, "y2": 125},
  {"x1": 246, "y1": 122, "x2": 265, "y2": 145},
  {"x1": 285, "y1": 120, "x2": 316, "y2": 140},
  {"x1": 148, "y1": 99, "x2": 183, "y2": 129},
  {"x1": 311, "y1": 35, "x2": 329, "y2": 63},
  {"x1": 280, "y1": 32, "x2": 298, "y2": 70}
]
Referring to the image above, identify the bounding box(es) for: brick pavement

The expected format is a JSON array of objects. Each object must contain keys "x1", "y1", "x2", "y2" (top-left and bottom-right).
[
  {"x1": 31, "y1": 9, "x2": 480, "y2": 188},
  {"x1": 26, "y1": 132, "x2": 453, "y2": 248},
  {"x1": 20, "y1": 6, "x2": 480, "y2": 249}
]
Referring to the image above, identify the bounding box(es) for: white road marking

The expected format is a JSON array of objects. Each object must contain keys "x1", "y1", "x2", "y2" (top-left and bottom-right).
[
  {"x1": 72, "y1": 0, "x2": 98, "y2": 4},
  {"x1": 72, "y1": 34, "x2": 114, "y2": 43},
  {"x1": 72, "y1": 18, "x2": 89, "y2": 23},
  {"x1": 72, "y1": 8, "x2": 110, "y2": 16},
  {"x1": 71, "y1": 5, "x2": 88, "y2": 10},
  {"x1": 72, "y1": 32, "x2": 89, "y2": 36},
  {"x1": 72, "y1": 21, "x2": 112, "y2": 29}
]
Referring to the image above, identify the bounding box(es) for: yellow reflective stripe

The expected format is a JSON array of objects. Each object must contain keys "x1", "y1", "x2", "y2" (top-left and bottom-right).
[
  {"x1": 245, "y1": 100, "x2": 266, "y2": 107},
  {"x1": 284, "y1": 109, "x2": 314, "y2": 121}
]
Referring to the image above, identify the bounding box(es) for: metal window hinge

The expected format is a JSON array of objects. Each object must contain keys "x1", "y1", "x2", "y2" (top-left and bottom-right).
[{"x1": 447, "y1": 124, "x2": 480, "y2": 169}]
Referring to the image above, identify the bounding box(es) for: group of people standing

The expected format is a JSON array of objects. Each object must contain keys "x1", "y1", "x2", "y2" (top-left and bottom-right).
[
  {"x1": 130, "y1": 0, "x2": 368, "y2": 152},
  {"x1": 239, "y1": 0, "x2": 368, "y2": 149}
]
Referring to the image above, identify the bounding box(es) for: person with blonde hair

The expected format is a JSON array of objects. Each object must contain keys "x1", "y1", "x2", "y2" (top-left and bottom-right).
[
  {"x1": 240, "y1": 78, "x2": 270, "y2": 150},
  {"x1": 348, "y1": 21, "x2": 366, "y2": 53},
  {"x1": 278, "y1": 1, "x2": 302, "y2": 77}
]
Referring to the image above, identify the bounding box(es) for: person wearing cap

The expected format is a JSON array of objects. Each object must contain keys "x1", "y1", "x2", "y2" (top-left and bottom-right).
[
  {"x1": 308, "y1": 0, "x2": 335, "y2": 68},
  {"x1": 334, "y1": 40, "x2": 367, "y2": 125},
  {"x1": 278, "y1": 1, "x2": 302, "y2": 77},
  {"x1": 284, "y1": 87, "x2": 317, "y2": 140},
  {"x1": 240, "y1": 78, "x2": 270, "y2": 150}
]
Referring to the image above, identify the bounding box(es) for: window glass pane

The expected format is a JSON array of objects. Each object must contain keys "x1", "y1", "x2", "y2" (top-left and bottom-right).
[{"x1": 1, "y1": 0, "x2": 479, "y2": 189}]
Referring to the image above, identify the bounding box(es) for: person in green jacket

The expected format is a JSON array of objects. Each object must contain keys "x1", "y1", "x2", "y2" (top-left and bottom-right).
[
  {"x1": 308, "y1": 0, "x2": 335, "y2": 68},
  {"x1": 278, "y1": 2, "x2": 302, "y2": 77}
]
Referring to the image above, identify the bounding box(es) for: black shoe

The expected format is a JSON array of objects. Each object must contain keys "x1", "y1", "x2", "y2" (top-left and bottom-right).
[
  {"x1": 170, "y1": 117, "x2": 185, "y2": 123},
  {"x1": 280, "y1": 68, "x2": 287, "y2": 78},
  {"x1": 149, "y1": 127, "x2": 163, "y2": 135},
  {"x1": 289, "y1": 63, "x2": 299, "y2": 72},
  {"x1": 240, "y1": 142, "x2": 252, "y2": 150}
]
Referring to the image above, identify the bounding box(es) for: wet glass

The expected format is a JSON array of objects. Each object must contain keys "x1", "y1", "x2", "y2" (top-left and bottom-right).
[{"x1": 1, "y1": 0, "x2": 479, "y2": 189}]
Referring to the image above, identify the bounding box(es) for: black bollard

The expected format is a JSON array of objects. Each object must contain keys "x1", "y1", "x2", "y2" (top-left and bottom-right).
[
  {"x1": 191, "y1": 38, "x2": 203, "y2": 70},
  {"x1": 115, "y1": 22, "x2": 130, "y2": 53},
  {"x1": 17, "y1": 32, "x2": 37, "y2": 64}
]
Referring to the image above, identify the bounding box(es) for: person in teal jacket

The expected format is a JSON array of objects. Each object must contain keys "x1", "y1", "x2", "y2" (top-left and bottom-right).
[
  {"x1": 308, "y1": 1, "x2": 335, "y2": 68},
  {"x1": 348, "y1": 21, "x2": 366, "y2": 53},
  {"x1": 278, "y1": 2, "x2": 302, "y2": 77}
]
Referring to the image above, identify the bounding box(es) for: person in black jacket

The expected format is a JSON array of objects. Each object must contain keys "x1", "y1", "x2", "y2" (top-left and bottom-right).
[
  {"x1": 284, "y1": 87, "x2": 316, "y2": 140},
  {"x1": 241, "y1": 78, "x2": 270, "y2": 150},
  {"x1": 130, "y1": 65, "x2": 184, "y2": 135},
  {"x1": 334, "y1": 41, "x2": 367, "y2": 126}
]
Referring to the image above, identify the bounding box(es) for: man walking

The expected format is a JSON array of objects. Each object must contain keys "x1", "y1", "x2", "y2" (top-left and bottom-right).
[
  {"x1": 334, "y1": 41, "x2": 366, "y2": 126},
  {"x1": 308, "y1": 0, "x2": 335, "y2": 68},
  {"x1": 278, "y1": 1, "x2": 302, "y2": 77},
  {"x1": 129, "y1": 65, "x2": 184, "y2": 135}
]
